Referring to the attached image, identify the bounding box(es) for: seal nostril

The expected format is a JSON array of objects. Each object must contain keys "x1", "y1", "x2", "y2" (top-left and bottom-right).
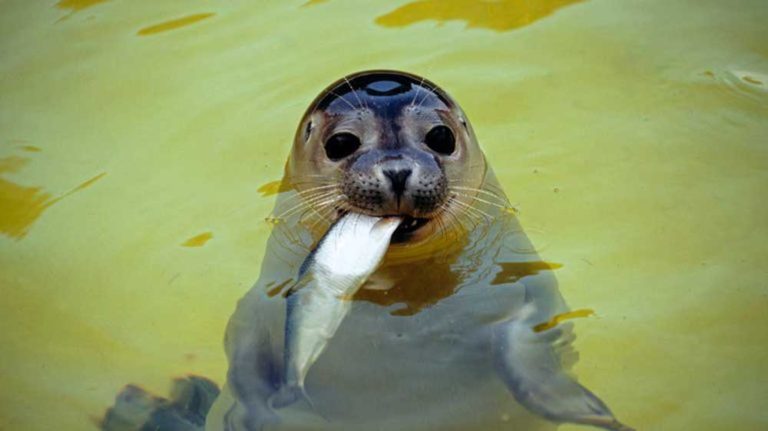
[{"x1": 383, "y1": 169, "x2": 412, "y2": 197}]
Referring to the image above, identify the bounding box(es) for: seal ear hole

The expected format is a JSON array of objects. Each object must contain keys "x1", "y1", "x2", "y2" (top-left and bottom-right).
[
  {"x1": 324, "y1": 132, "x2": 361, "y2": 160},
  {"x1": 304, "y1": 121, "x2": 313, "y2": 142},
  {"x1": 424, "y1": 125, "x2": 456, "y2": 155}
]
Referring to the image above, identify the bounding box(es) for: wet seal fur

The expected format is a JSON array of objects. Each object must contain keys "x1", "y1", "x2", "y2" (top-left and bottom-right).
[{"x1": 204, "y1": 71, "x2": 634, "y2": 431}]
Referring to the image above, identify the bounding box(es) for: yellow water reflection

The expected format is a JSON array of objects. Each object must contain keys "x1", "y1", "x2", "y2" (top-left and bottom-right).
[
  {"x1": 257, "y1": 179, "x2": 292, "y2": 197},
  {"x1": 137, "y1": 13, "x2": 216, "y2": 37},
  {"x1": 353, "y1": 253, "x2": 464, "y2": 316},
  {"x1": 1, "y1": 0, "x2": 767, "y2": 430},
  {"x1": 534, "y1": 308, "x2": 595, "y2": 332},
  {"x1": 0, "y1": 157, "x2": 53, "y2": 239},
  {"x1": 56, "y1": 0, "x2": 109, "y2": 13},
  {"x1": 0, "y1": 156, "x2": 105, "y2": 240},
  {"x1": 376, "y1": 0, "x2": 584, "y2": 31},
  {"x1": 492, "y1": 261, "x2": 562, "y2": 285},
  {"x1": 181, "y1": 232, "x2": 214, "y2": 247},
  {"x1": 303, "y1": 0, "x2": 329, "y2": 7}
]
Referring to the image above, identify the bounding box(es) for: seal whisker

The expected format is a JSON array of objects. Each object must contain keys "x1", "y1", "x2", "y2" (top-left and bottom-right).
[
  {"x1": 442, "y1": 196, "x2": 480, "y2": 228},
  {"x1": 288, "y1": 179, "x2": 339, "y2": 189},
  {"x1": 274, "y1": 188, "x2": 339, "y2": 208},
  {"x1": 441, "y1": 208, "x2": 465, "y2": 242},
  {"x1": 307, "y1": 201, "x2": 340, "y2": 231},
  {"x1": 410, "y1": 76, "x2": 425, "y2": 107},
  {"x1": 448, "y1": 180, "x2": 506, "y2": 197},
  {"x1": 299, "y1": 199, "x2": 338, "y2": 229},
  {"x1": 451, "y1": 203, "x2": 480, "y2": 228},
  {"x1": 277, "y1": 186, "x2": 338, "y2": 204},
  {"x1": 327, "y1": 89, "x2": 358, "y2": 111},
  {"x1": 441, "y1": 201, "x2": 474, "y2": 235},
  {"x1": 289, "y1": 174, "x2": 339, "y2": 181},
  {"x1": 450, "y1": 191, "x2": 511, "y2": 210},
  {"x1": 295, "y1": 184, "x2": 340, "y2": 195},
  {"x1": 343, "y1": 76, "x2": 368, "y2": 110},
  {"x1": 448, "y1": 185, "x2": 508, "y2": 202},
  {"x1": 451, "y1": 198, "x2": 493, "y2": 221},
  {"x1": 417, "y1": 81, "x2": 438, "y2": 108},
  {"x1": 434, "y1": 212, "x2": 451, "y2": 242},
  {"x1": 274, "y1": 191, "x2": 338, "y2": 220},
  {"x1": 449, "y1": 189, "x2": 509, "y2": 205}
]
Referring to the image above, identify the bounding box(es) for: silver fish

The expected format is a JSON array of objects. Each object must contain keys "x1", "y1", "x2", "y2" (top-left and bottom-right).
[{"x1": 269, "y1": 213, "x2": 401, "y2": 409}]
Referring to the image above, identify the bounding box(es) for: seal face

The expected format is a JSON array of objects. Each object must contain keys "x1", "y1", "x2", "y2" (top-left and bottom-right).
[{"x1": 287, "y1": 71, "x2": 487, "y2": 242}]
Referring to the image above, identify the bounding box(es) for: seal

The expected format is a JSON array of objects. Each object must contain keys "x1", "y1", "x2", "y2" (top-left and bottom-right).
[{"x1": 203, "y1": 71, "x2": 633, "y2": 431}]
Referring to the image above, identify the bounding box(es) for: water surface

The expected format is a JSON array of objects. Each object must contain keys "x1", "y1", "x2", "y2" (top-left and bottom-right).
[{"x1": 1, "y1": 0, "x2": 767, "y2": 430}]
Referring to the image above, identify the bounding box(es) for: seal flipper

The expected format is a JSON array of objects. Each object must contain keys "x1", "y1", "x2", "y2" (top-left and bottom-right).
[
  {"x1": 493, "y1": 304, "x2": 634, "y2": 431},
  {"x1": 100, "y1": 376, "x2": 220, "y2": 431}
]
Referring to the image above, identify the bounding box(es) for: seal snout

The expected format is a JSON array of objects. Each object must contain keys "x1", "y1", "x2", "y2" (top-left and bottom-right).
[
  {"x1": 342, "y1": 154, "x2": 447, "y2": 219},
  {"x1": 383, "y1": 168, "x2": 412, "y2": 205}
]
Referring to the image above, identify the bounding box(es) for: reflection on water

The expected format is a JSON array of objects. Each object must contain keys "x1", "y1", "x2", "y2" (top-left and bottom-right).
[
  {"x1": 533, "y1": 308, "x2": 594, "y2": 332},
  {"x1": 492, "y1": 261, "x2": 562, "y2": 285},
  {"x1": 2, "y1": 0, "x2": 767, "y2": 430},
  {"x1": 353, "y1": 256, "x2": 464, "y2": 316},
  {"x1": 56, "y1": 0, "x2": 109, "y2": 13},
  {"x1": 0, "y1": 156, "x2": 51, "y2": 239},
  {"x1": 137, "y1": 13, "x2": 216, "y2": 37},
  {"x1": 302, "y1": 0, "x2": 330, "y2": 7},
  {"x1": 257, "y1": 179, "x2": 291, "y2": 197},
  {"x1": 182, "y1": 232, "x2": 214, "y2": 247},
  {"x1": 0, "y1": 153, "x2": 105, "y2": 240},
  {"x1": 376, "y1": 0, "x2": 584, "y2": 31}
]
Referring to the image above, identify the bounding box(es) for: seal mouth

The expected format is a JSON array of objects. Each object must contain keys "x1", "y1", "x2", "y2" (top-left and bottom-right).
[{"x1": 391, "y1": 216, "x2": 428, "y2": 243}]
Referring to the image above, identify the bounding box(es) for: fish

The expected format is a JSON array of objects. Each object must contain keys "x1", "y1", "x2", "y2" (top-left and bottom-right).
[{"x1": 269, "y1": 213, "x2": 402, "y2": 410}]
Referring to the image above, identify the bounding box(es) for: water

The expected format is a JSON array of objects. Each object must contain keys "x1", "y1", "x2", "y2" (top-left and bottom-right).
[{"x1": 1, "y1": 1, "x2": 767, "y2": 430}]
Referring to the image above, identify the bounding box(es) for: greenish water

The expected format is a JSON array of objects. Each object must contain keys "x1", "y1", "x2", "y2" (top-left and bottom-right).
[{"x1": 1, "y1": 1, "x2": 767, "y2": 430}]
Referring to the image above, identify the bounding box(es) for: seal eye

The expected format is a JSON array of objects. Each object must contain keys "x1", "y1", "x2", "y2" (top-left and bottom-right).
[
  {"x1": 324, "y1": 132, "x2": 361, "y2": 160},
  {"x1": 424, "y1": 125, "x2": 456, "y2": 155}
]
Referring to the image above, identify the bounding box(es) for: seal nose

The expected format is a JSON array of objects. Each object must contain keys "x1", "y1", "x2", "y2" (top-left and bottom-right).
[{"x1": 383, "y1": 168, "x2": 412, "y2": 198}]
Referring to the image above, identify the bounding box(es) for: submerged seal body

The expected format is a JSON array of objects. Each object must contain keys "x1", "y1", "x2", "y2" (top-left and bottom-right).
[{"x1": 206, "y1": 71, "x2": 632, "y2": 431}]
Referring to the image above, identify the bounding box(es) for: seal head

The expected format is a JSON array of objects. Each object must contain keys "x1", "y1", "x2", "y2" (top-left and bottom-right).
[{"x1": 287, "y1": 70, "x2": 487, "y2": 242}]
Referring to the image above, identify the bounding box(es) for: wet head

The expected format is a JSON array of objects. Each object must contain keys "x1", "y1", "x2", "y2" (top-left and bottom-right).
[{"x1": 288, "y1": 70, "x2": 488, "y2": 243}]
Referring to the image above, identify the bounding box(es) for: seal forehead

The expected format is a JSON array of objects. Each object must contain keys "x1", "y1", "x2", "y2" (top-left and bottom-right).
[{"x1": 312, "y1": 71, "x2": 454, "y2": 116}]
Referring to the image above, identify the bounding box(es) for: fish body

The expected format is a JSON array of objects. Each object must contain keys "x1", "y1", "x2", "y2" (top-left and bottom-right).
[{"x1": 270, "y1": 213, "x2": 401, "y2": 409}]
